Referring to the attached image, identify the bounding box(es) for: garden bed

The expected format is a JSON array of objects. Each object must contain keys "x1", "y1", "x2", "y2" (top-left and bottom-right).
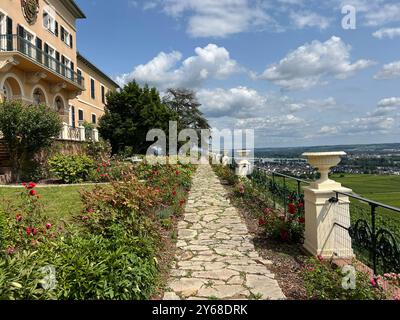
[
  {"x1": 0, "y1": 161, "x2": 196, "y2": 300},
  {"x1": 212, "y1": 165, "x2": 391, "y2": 300}
]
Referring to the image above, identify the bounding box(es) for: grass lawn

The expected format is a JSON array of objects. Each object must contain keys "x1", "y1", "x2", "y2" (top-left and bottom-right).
[
  {"x1": 0, "y1": 185, "x2": 96, "y2": 221},
  {"x1": 331, "y1": 174, "x2": 400, "y2": 208}
]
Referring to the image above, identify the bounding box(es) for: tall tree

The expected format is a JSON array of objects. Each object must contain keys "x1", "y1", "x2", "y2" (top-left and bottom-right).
[
  {"x1": 98, "y1": 82, "x2": 177, "y2": 155},
  {"x1": 163, "y1": 88, "x2": 210, "y2": 132}
]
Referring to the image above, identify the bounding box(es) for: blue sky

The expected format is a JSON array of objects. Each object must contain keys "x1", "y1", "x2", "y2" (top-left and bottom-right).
[{"x1": 75, "y1": 0, "x2": 400, "y2": 148}]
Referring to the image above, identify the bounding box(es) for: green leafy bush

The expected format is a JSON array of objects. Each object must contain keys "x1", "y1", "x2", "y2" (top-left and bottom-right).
[
  {"x1": 302, "y1": 258, "x2": 387, "y2": 300},
  {"x1": 0, "y1": 160, "x2": 194, "y2": 300},
  {"x1": 0, "y1": 101, "x2": 62, "y2": 182},
  {"x1": 48, "y1": 154, "x2": 94, "y2": 184}
]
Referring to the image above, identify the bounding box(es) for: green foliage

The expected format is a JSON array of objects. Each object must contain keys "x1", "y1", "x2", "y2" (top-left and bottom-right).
[
  {"x1": 0, "y1": 101, "x2": 62, "y2": 181},
  {"x1": 98, "y1": 81, "x2": 178, "y2": 155},
  {"x1": 302, "y1": 258, "x2": 387, "y2": 300},
  {"x1": 48, "y1": 154, "x2": 94, "y2": 184},
  {"x1": 85, "y1": 139, "x2": 112, "y2": 162},
  {"x1": 0, "y1": 161, "x2": 195, "y2": 300},
  {"x1": 163, "y1": 88, "x2": 210, "y2": 133}
]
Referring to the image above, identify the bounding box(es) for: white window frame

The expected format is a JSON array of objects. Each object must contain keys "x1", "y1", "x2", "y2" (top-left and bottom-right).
[
  {"x1": 77, "y1": 67, "x2": 83, "y2": 85},
  {"x1": 100, "y1": 83, "x2": 106, "y2": 104},
  {"x1": 78, "y1": 108, "x2": 84, "y2": 124},
  {"x1": 61, "y1": 25, "x2": 71, "y2": 47},
  {"x1": 43, "y1": 9, "x2": 56, "y2": 34},
  {"x1": 45, "y1": 42, "x2": 56, "y2": 71},
  {"x1": 0, "y1": 11, "x2": 6, "y2": 51},
  {"x1": 91, "y1": 113, "x2": 97, "y2": 125},
  {"x1": 20, "y1": 25, "x2": 36, "y2": 60},
  {"x1": 90, "y1": 77, "x2": 96, "y2": 100},
  {"x1": 62, "y1": 54, "x2": 72, "y2": 78}
]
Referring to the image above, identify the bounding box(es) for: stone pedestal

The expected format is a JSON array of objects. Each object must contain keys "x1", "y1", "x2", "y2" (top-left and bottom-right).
[
  {"x1": 78, "y1": 125, "x2": 86, "y2": 142},
  {"x1": 222, "y1": 150, "x2": 230, "y2": 166},
  {"x1": 236, "y1": 149, "x2": 252, "y2": 177},
  {"x1": 302, "y1": 152, "x2": 354, "y2": 259},
  {"x1": 61, "y1": 122, "x2": 69, "y2": 140},
  {"x1": 93, "y1": 129, "x2": 99, "y2": 142}
]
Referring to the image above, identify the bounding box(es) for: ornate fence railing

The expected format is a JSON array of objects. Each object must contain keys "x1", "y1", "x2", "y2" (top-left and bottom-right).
[
  {"x1": 251, "y1": 167, "x2": 310, "y2": 215},
  {"x1": 0, "y1": 34, "x2": 84, "y2": 88},
  {"x1": 330, "y1": 192, "x2": 400, "y2": 276}
]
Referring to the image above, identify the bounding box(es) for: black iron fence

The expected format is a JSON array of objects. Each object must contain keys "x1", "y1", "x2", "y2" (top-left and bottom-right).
[
  {"x1": 251, "y1": 167, "x2": 310, "y2": 215},
  {"x1": 0, "y1": 34, "x2": 84, "y2": 87},
  {"x1": 331, "y1": 192, "x2": 400, "y2": 276}
]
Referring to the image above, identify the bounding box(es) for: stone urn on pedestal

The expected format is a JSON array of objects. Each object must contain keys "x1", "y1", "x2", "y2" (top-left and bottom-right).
[
  {"x1": 222, "y1": 150, "x2": 230, "y2": 166},
  {"x1": 236, "y1": 149, "x2": 252, "y2": 177},
  {"x1": 215, "y1": 152, "x2": 222, "y2": 164},
  {"x1": 302, "y1": 152, "x2": 354, "y2": 259}
]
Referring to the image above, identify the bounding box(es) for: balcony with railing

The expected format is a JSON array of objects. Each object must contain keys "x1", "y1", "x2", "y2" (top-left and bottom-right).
[
  {"x1": 0, "y1": 35, "x2": 84, "y2": 91},
  {"x1": 58, "y1": 123, "x2": 99, "y2": 142}
]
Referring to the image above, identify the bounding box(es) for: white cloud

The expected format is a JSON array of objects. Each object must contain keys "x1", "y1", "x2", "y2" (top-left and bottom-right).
[
  {"x1": 374, "y1": 61, "x2": 400, "y2": 80},
  {"x1": 159, "y1": 0, "x2": 275, "y2": 38},
  {"x1": 372, "y1": 27, "x2": 400, "y2": 39},
  {"x1": 116, "y1": 44, "x2": 240, "y2": 90},
  {"x1": 290, "y1": 11, "x2": 331, "y2": 29},
  {"x1": 258, "y1": 36, "x2": 375, "y2": 90},
  {"x1": 197, "y1": 86, "x2": 337, "y2": 119},
  {"x1": 364, "y1": 3, "x2": 400, "y2": 26},
  {"x1": 198, "y1": 87, "x2": 267, "y2": 119},
  {"x1": 377, "y1": 97, "x2": 400, "y2": 108}
]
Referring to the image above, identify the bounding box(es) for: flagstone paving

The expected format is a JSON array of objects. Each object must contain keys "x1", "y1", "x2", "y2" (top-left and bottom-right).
[{"x1": 163, "y1": 163, "x2": 285, "y2": 300}]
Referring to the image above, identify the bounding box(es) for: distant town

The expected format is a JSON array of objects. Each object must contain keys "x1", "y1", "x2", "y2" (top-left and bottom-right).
[{"x1": 253, "y1": 143, "x2": 400, "y2": 178}]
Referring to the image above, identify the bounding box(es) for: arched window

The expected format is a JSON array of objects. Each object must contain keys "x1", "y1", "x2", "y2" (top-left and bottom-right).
[
  {"x1": 33, "y1": 88, "x2": 44, "y2": 105},
  {"x1": 55, "y1": 96, "x2": 64, "y2": 113}
]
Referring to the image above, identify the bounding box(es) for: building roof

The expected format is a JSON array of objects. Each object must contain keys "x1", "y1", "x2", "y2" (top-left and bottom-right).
[
  {"x1": 77, "y1": 52, "x2": 120, "y2": 89},
  {"x1": 63, "y1": 0, "x2": 86, "y2": 19}
]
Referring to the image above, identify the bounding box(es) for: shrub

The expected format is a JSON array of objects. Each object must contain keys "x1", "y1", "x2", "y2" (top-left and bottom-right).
[
  {"x1": 85, "y1": 139, "x2": 112, "y2": 162},
  {"x1": 0, "y1": 101, "x2": 62, "y2": 182},
  {"x1": 302, "y1": 258, "x2": 387, "y2": 300},
  {"x1": 48, "y1": 154, "x2": 94, "y2": 184},
  {"x1": 0, "y1": 160, "x2": 195, "y2": 300}
]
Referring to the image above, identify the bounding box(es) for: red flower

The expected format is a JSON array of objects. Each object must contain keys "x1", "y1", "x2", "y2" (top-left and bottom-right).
[
  {"x1": 82, "y1": 216, "x2": 89, "y2": 222},
  {"x1": 6, "y1": 247, "x2": 15, "y2": 255},
  {"x1": 298, "y1": 217, "x2": 305, "y2": 224},
  {"x1": 298, "y1": 202, "x2": 304, "y2": 209},
  {"x1": 29, "y1": 189, "x2": 38, "y2": 196},
  {"x1": 176, "y1": 171, "x2": 180, "y2": 175},
  {"x1": 46, "y1": 223, "x2": 52, "y2": 230},
  {"x1": 172, "y1": 191, "x2": 177, "y2": 197},
  {"x1": 317, "y1": 255, "x2": 324, "y2": 262},
  {"x1": 259, "y1": 218, "x2": 266, "y2": 226},
  {"x1": 370, "y1": 277, "x2": 377, "y2": 287},
  {"x1": 26, "y1": 182, "x2": 36, "y2": 190},
  {"x1": 16, "y1": 214, "x2": 23, "y2": 222},
  {"x1": 26, "y1": 227, "x2": 32, "y2": 236},
  {"x1": 288, "y1": 203, "x2": 297, "y2": 214},
  {"x1": 32, "y1": 228, "x2": 38, "y2": 236}
]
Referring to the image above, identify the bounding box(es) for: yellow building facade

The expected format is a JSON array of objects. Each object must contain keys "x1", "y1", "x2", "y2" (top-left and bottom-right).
[{"x1": 0, "y1": 0, "x2": 119, "y2": 141}]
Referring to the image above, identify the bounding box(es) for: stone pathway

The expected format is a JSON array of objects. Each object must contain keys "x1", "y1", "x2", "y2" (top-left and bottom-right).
[{"x1": 163, "y1": 163, "x2": 285, "y2": 300}]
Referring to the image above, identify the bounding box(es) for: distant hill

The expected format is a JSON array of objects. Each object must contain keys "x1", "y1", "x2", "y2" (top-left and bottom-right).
[{"x1": 255, "y1": 143, "x2": 400, "y2": 158}]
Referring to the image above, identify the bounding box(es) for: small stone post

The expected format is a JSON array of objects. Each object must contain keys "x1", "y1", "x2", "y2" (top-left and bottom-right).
[
  {"x1": 93, "y1": 128, "x2": 99, "y2": 142},
  {"x1": 61, "y1": 122, "x2": 69, "y2": 140},
  {"x1": 78, "y1": 125, "x2": 86, "y2": 142},
  {"x1": 236, "y1": 149, "x2": 251, "y2": 177},
  {"x1": 302, "y1": 152, "x2": 354, "y2": 259},
  {"x1": 222, "y1": 150, "x2": 230, "y2": 166}
]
